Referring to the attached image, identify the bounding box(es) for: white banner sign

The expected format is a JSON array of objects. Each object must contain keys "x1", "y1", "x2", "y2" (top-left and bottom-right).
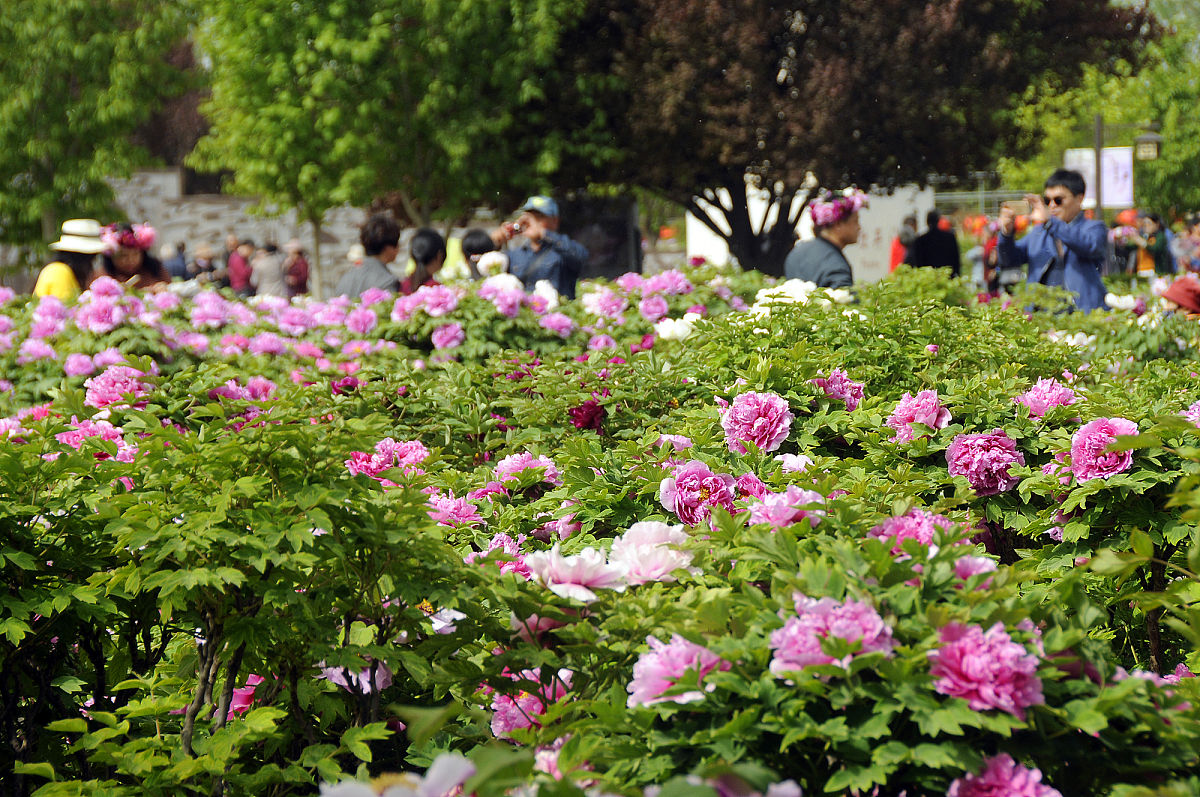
[{"x1": 1063, "y1": 146, "x2": 1134, "y2": 209}]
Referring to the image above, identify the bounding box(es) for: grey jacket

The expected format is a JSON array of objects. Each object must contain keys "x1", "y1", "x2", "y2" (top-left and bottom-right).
[
  {"x1": 334, "y1": 255, "x2": 399, "y2": 297},
  {"x1": 783, "y1": 238, "x2": 853, "y2": 288}
]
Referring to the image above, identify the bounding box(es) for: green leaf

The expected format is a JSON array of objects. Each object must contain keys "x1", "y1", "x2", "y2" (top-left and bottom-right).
[
  {"x1": 13, "y1": 761, "x2": 55, "y2": 780},
  {"x1": 1130, "y1": 528, "x2": 1155, "y2": 559},
  {"x1": 45, "y1": 718, "x2": 87, "y2": 734}
]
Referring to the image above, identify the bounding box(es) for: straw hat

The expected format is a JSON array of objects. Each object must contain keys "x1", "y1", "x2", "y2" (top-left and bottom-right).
[{"x1": 50, "y1": 219, "x2": 106, "y2": 254}]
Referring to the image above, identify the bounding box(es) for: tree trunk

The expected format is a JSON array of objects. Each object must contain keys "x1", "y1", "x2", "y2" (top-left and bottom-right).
[
  {"x1": 685, "y1": 180, "x2": 805, "y2": 276},
  {"x1": 309, "y1": 215, "x2": 324, "y2": 301}
]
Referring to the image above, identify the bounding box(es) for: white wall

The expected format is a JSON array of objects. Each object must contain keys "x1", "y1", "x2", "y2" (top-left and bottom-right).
[{"x1": 686, "y1": 185, "x2": 934, "y2": 283}]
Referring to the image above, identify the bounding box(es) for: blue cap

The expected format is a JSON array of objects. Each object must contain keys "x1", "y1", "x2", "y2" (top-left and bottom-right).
[{"x1": 517, "y1": 195, "x2": 559, "y2": 217}]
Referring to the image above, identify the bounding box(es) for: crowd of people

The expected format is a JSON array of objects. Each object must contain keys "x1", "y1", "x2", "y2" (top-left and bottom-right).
[
  {"x1": 333, "y1": 195, "x2": 589, "y2": 301},
  {"x1": 34, "y1": 222, "x2": 310, "y2": 301},
  {"x1": 35, "y1": 194, "x2": 591, "y2": 305}
]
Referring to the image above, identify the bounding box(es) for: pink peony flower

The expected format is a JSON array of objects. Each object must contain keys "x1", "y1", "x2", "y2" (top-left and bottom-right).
[
  {"x1": 929, "y1": 622, "x2": 1044, "y2": 719},
  {"x1": 656, "y1": 433, "x2": 693, "y2": 451},
  {"x1": 1014, "y1": 378, "x2": 1077, "y2": 417},
  {"x1": 74, "y1": 297, "x2": 127, "y2": 334},
  {"x1": 746, "y1": 486, "x2": 825, "y2": 531},
  {"x1": 626, "y1": 634, "x2": 730, "y2": 707},
  {"x1": 17, "y1": 338, "x2": 56, "y2": 364},
  {"x1": 491, "y1": 289, "x2": 525, "y2": 318},
  {"x1": 810, "y1": 369, "x2": 865, "y2": 411},
  {"x1": 227, "y1": 674, "x2": 265, "y2": 720},
  {"x1": 83, "y1": 365, "x2": 150, "y2": 409},
  {"x1": 489, "y1": 667, "x2": 571, "y2": 738},
  {"x1": 1184, "y1": 399, "x2": 1200, "y2": 427},
  {"x1": 946, "y1": 429, "x2": 1026, "y2": 496},
  {"x1": 659, "y1": 459, "x2": 737, "y2": 526},
  {"x1": 427, "y1": 492, "x2": 484, "y2": 527},
  {"x1": 431, "y1": 322, "x2": 465, "y2": 349},
  {"x1": 643, "y1": 269, "x2": 694, "y2": 296},
  {"x1": 734, "y1": 472, "x2": 768, "y2": 500},
  {"x1": 524, "y1": 545, "x2": 626, "y2": 603},
  {"x1": 609, "y1": 521, "x2": 696, "y2": 585},
  {"x1": 416, "y1": 284, "x2": 460, "y2": 317},
  {"x1": 886, "y1": 389, "x2": 952, "y2": 443},
  {"x1": 249, "y1": 332, "x2": 288, "y2": 356},
  {"x1": 868, "y1": 509, "x2": 959, "y2": 554},
  {"x1": 190, "y1": 291, "x2": 231, "y2": 328},
  {"x1": 615, "y1": 272, "x2": 645, "y2": 292},
  {"x1": 954, "y1": 555, "x2": 999, "y2": 581},
  {"x1": 638, "y1": 295, "x2": 670, "y2": 322},
  {"x1": 465, "y1": 532, "x2": 531, "y2": 579},
  {"x1": 345, "y1": 437, "x2": 429, "y2": 480},
  {"x1": 92, "y1": 347, "x2": 125, "y2": 368},
  {"x1": 343, "y1": 306, "x2": 378, "y2": 335},
  {"x1": 582, "y1": 287, "x2": 628, "y2": 318},
  {"x1": 494, "y1": 451, "x2": 561, "y2": 486},
  {"x1": 539, "y1": 312, "x2": 575, "y2": 338},
  {"x1": 358, "y1": 287, "x2": 392, "y2": 306},
  {"x1": 63, "y1": 353, "x2": 96, "y2": 377},
  {"x1": 947, "y1": 754, "x2": 1062, "y2": 797},
  {"x1": 587, "y1": 333, "x2": 617, "y2": 350},
  {"x1": 1069, "y1": 417, "x2": 1138, "y2": 481},
  {"x1": 769, "y1": 594, "x2": 894, "y2": 675},
  {"x1": 719, "y1": 391, "x2": 794, "y2": 454}
]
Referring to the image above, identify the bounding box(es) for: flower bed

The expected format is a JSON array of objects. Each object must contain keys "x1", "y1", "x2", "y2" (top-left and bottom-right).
[{"x1": 2, "y1": 266, "x2": 1200, "y2": 796}]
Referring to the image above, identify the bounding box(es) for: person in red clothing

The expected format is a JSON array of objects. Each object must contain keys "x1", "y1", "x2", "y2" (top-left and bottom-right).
[
  {"x1": 888, "y1": 215, "x2": 917, "y2": 272},
  {"x1": 283, "y1": 239, "x2": 310, "y2": 297},
  {"x1": 399, "y1": 228, "x2": 446, "y2": 294},
  {"x1": 226, "y1": 239, "x2": 254, "y2": 296}
]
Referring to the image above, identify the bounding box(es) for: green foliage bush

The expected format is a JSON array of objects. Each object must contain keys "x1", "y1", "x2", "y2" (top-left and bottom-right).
[{"x1": 2, "y1": 266, "x2": 1199, "y2": 795}]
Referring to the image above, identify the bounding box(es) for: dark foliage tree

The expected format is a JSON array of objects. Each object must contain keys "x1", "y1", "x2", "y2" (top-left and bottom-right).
[{"x1": 538, "y1": 0, "x2": 1159, "y2": 274}]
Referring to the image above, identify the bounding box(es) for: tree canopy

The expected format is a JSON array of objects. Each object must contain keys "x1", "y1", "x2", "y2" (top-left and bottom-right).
[
  {"x1": 998, "y1": 1, "x2": 1200, "y2": 215},
  {"x1": 192, "y1": 0, "x2": 584, "y2": 226},
  {"x1": 0, "y1": 0, "x2": 194, "y2": 246},
  {"x1": 536, "y1": 0, "x2": 1158, "y2": 273}
]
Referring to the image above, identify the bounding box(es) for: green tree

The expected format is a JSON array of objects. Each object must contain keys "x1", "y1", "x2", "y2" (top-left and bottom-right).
[
  {"x1": 998, "y1": 1, "x2": 1200, "y2": 215},
  {"x1": 536, "y1": 0, "x2": 1156, "y2": 274},
  {"x1": 0, "y1": 0, "x2": 195, "y2": 247},
  {"x1": 192, "y1": 0, "x2": 583, "y2": 295}
]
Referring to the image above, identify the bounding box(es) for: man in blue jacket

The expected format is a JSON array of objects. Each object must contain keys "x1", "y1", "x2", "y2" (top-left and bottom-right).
[
  {"x1": 493, "y1": 196, "x2": 589, "y2": 300},
  {"x1": 996, "y1": 169, "x2": 1108, "y2": 312}
]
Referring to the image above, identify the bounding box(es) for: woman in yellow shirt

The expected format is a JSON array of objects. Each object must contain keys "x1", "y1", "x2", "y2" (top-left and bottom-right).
[{"x1": 34, "y1": 219, "x2": 105, "y2": 299}]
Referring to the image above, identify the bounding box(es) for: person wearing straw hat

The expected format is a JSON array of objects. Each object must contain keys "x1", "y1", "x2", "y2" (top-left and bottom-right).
[{"x1": 34, "y1": 219, "x2": 106, "y2": 299}]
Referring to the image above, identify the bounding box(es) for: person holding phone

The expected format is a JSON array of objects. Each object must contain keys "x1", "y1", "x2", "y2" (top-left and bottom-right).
[
  {"x1": 491, "y1": 196, "x2": 589, "y2": 300},
  {"x1": 995, "y1": 169, "x2": 1108, "y2": 312}
]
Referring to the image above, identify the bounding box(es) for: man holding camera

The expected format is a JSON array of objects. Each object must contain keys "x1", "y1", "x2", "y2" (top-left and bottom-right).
[
  {"x1": 996, "y1": 168, "x2": 1108, "y2": 312},
  {"x1": 492, "y1": 195, "x2": 589, "y2": 300}
]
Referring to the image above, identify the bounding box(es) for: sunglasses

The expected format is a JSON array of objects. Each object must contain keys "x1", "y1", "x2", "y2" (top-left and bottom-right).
[{"x1": 1042, "y1": 195, "x2": 1069, "y2": 206}]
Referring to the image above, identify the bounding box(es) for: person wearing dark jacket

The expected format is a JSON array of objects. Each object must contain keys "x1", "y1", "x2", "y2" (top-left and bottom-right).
[
  {"x1": 783, "y1": 189, "x2": 867, "y2": 288},
  {"x1": 909, "y1": 210, "x2": 961, "y2": 276}
]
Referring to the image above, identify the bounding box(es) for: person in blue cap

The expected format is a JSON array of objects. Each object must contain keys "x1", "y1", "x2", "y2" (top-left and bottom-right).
[{"x1": 492, "y1": 195, "x2": 589, "y2": 300}]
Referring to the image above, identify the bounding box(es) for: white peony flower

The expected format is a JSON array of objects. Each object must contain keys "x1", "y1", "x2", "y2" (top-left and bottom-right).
[
  {"x1": 480, "y1": 273, "x2": 523, "y2": 293},
  {"x1": 654, "y1": 313, "x2": 701, "y2": 341},
  {"x1": 754, "y1": 279, "x2": 817, "y2": 306},
  {"x1": 1105, "y1": 293, "x2": 1138, "y2": 310},
  {"x1": 532, "y1": 279, "x2": 560, "y2": 310},
  {"x1": 476, "y1": 251, "x2": 508, "y2": 277}
]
